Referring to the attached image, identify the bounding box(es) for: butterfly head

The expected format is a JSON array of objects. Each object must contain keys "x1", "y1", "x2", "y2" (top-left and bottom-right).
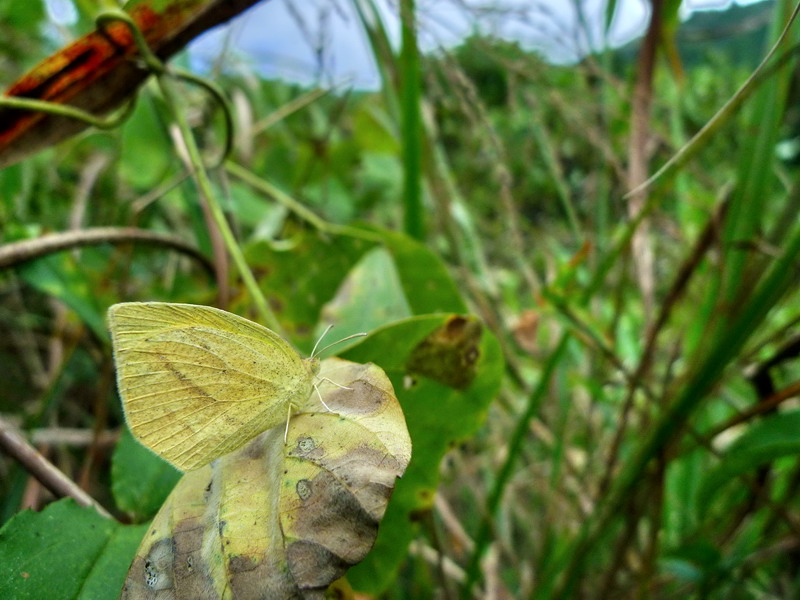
[{"x1": 305, "y1": 356, "x2": 321, "y2": 377}]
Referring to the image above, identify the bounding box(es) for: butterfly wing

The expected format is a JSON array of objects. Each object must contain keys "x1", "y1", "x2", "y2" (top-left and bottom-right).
[{"x1": 108, "y1": 302, "x2": 315, "y2": 471}]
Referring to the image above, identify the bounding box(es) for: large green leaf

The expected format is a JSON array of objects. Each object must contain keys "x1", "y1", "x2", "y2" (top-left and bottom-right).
[
  {"x1": 379, "y1": 228, "x2": 467, "y2": 314},
  {"x1": 0, "y1": 499, "x2": 147, "y2": 600},
  {"x1": 245, "y1": 231, "x2": 372, "y2": 350},
  {"x1": 111, "y1": 427, "x2": 181, "y2": 522},
  {"x1": 246, "y1": 226, "x2": 465, "y2": 350},
  {"x1": 18, "y1": 253, "x2": 108, "y2": 341},
  {"x1": 315, "y1": 246, "x2": 411, "y2": 349},
  {"x1": 342, "y1": 314, "x2": 503, "y2": 594},
  {"x1": 119, "y1": 97, "x2": 174, "y2": 190}
]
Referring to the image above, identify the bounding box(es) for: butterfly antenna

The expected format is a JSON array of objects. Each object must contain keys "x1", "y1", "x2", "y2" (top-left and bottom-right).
[
  {"x1": 315, "y1": 332, "x2": 367, "y2": 356},
  {"x1": 310, "y1": 324, "x2": 335, "y2": 358}
]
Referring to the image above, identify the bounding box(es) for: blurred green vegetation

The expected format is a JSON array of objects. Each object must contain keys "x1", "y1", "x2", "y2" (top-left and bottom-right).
[{"x1": 1, "y1": 0, "x2": 800, "y2": 598}]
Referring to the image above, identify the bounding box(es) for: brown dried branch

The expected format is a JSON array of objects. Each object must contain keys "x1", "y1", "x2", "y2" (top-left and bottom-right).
[
  {"x1": 0, "y1": 226, "x2": 213, "y2": 275},
  {"x1": 0, "y1": 418, "x2": 112, "y2": 518}
]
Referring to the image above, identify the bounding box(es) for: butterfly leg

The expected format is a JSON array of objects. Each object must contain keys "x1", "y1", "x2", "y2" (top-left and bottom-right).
[
  {"x1": 313, "y1": 383, "x2": 334, "y2": 412},
  {"x1": 284, "y1": 402, "x2": 295, "y2": 443},
  {"x1": 317, "y1": 377, "x2": 352, "y2": 391}
]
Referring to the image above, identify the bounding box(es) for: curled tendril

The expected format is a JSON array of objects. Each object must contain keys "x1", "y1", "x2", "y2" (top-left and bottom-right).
[
  {"x1": 171, "y1": 70, "x2": 235, "y2": 168},
  {"x1": 96, "y1": 10, "x2": 236, "y2": 168},
  {"x1": 0, "y1": 93, "x2": 136, "y2": 129},
  {"x1": 0, "y1": 9, "x2": 234, "y2": 168}
]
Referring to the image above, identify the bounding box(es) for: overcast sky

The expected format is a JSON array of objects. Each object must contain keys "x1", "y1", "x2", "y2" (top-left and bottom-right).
[
  {"x1": 43, "y1": 0, "x2": 769, "y2": 90},
  {"x1": 186, "y1": 0, "x2": 769, "y2": 89}
]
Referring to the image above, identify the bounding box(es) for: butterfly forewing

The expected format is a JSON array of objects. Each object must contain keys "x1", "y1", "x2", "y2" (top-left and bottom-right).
[{"x1": 108, "y1": 302, "x2": 316, "y2": 471}]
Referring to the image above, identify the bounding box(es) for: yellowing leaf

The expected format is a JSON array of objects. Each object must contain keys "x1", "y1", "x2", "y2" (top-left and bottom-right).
[{"x1": 121, "y1": 358, "x2": 411, "y2": 599}]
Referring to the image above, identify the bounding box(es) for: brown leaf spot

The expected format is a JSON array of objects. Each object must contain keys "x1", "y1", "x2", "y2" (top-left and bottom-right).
[
  {"x1": 287, "y1": 541, "x2": 351, "y2": 592},
  {"x1": 297, "y1": 436, "x2": 316, "y2": 454},
  {"x1": 406, "y1": 316, "x2": 483, "y2": 389},
  {"x1": 297, "y1": 479, "x2": 313, "y2": 501},
  {"x1": 228, "y1": 554, "x2": 259, "y2": 574},
  {"x1": 287, "y1": 472, "x2": 379, "y2": 565}
]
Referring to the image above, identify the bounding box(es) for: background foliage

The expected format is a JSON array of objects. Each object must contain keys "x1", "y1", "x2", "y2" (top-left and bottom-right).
[{"x1": 1, "y1": 0, "x2": 800, "y2": 598}]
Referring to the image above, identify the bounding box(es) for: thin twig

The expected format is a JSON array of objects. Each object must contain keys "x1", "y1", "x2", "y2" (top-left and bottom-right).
[
  {"x1": 29, "y1": 427, "x2": 119, "y2": 447},
  {"x1": 0, "y1": 419, "x2": 112, "y2": 518},
  {"x1": 597, "y1": 198, "x2": 729, "y2": 497},
  {"x1": 625, "y1": 0, "x2": 663, "y2": 321},
  {"x1": 409, "y1": 539, "x2": 466, "y2": 584},
  {"x1": 0, "y1": 226, "x2": 213, "y2": 275},
  {"x1": 435, "y1": 493, "x2": 475, "y2": 554},
  {"x1": 701, "y1": 380, "x2": 800, "y2": 445}
]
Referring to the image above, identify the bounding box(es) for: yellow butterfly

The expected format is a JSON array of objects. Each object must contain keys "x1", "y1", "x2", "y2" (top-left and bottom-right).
[{"x1": 108, "y1": 302, "x2": 320, "y2": 471}]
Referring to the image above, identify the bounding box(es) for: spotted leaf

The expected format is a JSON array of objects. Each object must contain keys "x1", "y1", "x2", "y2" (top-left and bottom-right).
[{"x1": 121, "y1": 358, "x2": 411, "y2": 599}]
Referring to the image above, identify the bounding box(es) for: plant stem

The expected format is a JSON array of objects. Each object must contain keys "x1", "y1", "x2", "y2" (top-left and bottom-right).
[
  {"x1": 400, "y1": 0, "x2": 424, "y2": 240},
  {"x1": 156, "y1": 74, "x2": 280, "y2": 332}
]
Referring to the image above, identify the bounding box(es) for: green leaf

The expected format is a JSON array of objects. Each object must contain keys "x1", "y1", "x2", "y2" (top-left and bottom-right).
[
  {"x1": 225, "y1": 181, "x2": 287, "y2": 234},
  {"x1": 661, "y1": 540, "x2": 722, "y2": 585},
  {"x1": 112, "y1": 427, "x2": 181, "y2": 522},
  {"x1": 660, "y1": 558, "x2": 704, "y2": 586},
  {"x1": 353, "y1": 104, "x2": 399, "y2": 154},
  {"x1": 342, "y1": 314, "x2": 503, "y2": 594},
  {"x1": 357, "y1": 153, "x2": 403, "y2": 206},
  {"x1": 378, "y1": 228, "x2": 467, "y2": 314},
  {"x1": 303, "y1": 178, "x2": 359, "y2": 223},
  {"x1": 18, "y1": 253, "x2": 107, "y2": 341},
  {"x1": 245, "y1": 231, "x2": 372, "y2": 350},
  {"x1": 0, "y1": 0, "x2": 44, "y2": 32},
  {"x1": 316, "y1": 246, "x2": 411, "y2": 349},
  {"x1": 119, "y1": 96, "x2": 174, "y2": 190},
  {"x1": 0, "y1": 499, "x2": 147, "y2": 600},
  {"x1": 247, "y1": 227, "x2": 463, "y2": 351},
  {"x1": 697, "y1": 411, "x2": 800, "y2": 513}
]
